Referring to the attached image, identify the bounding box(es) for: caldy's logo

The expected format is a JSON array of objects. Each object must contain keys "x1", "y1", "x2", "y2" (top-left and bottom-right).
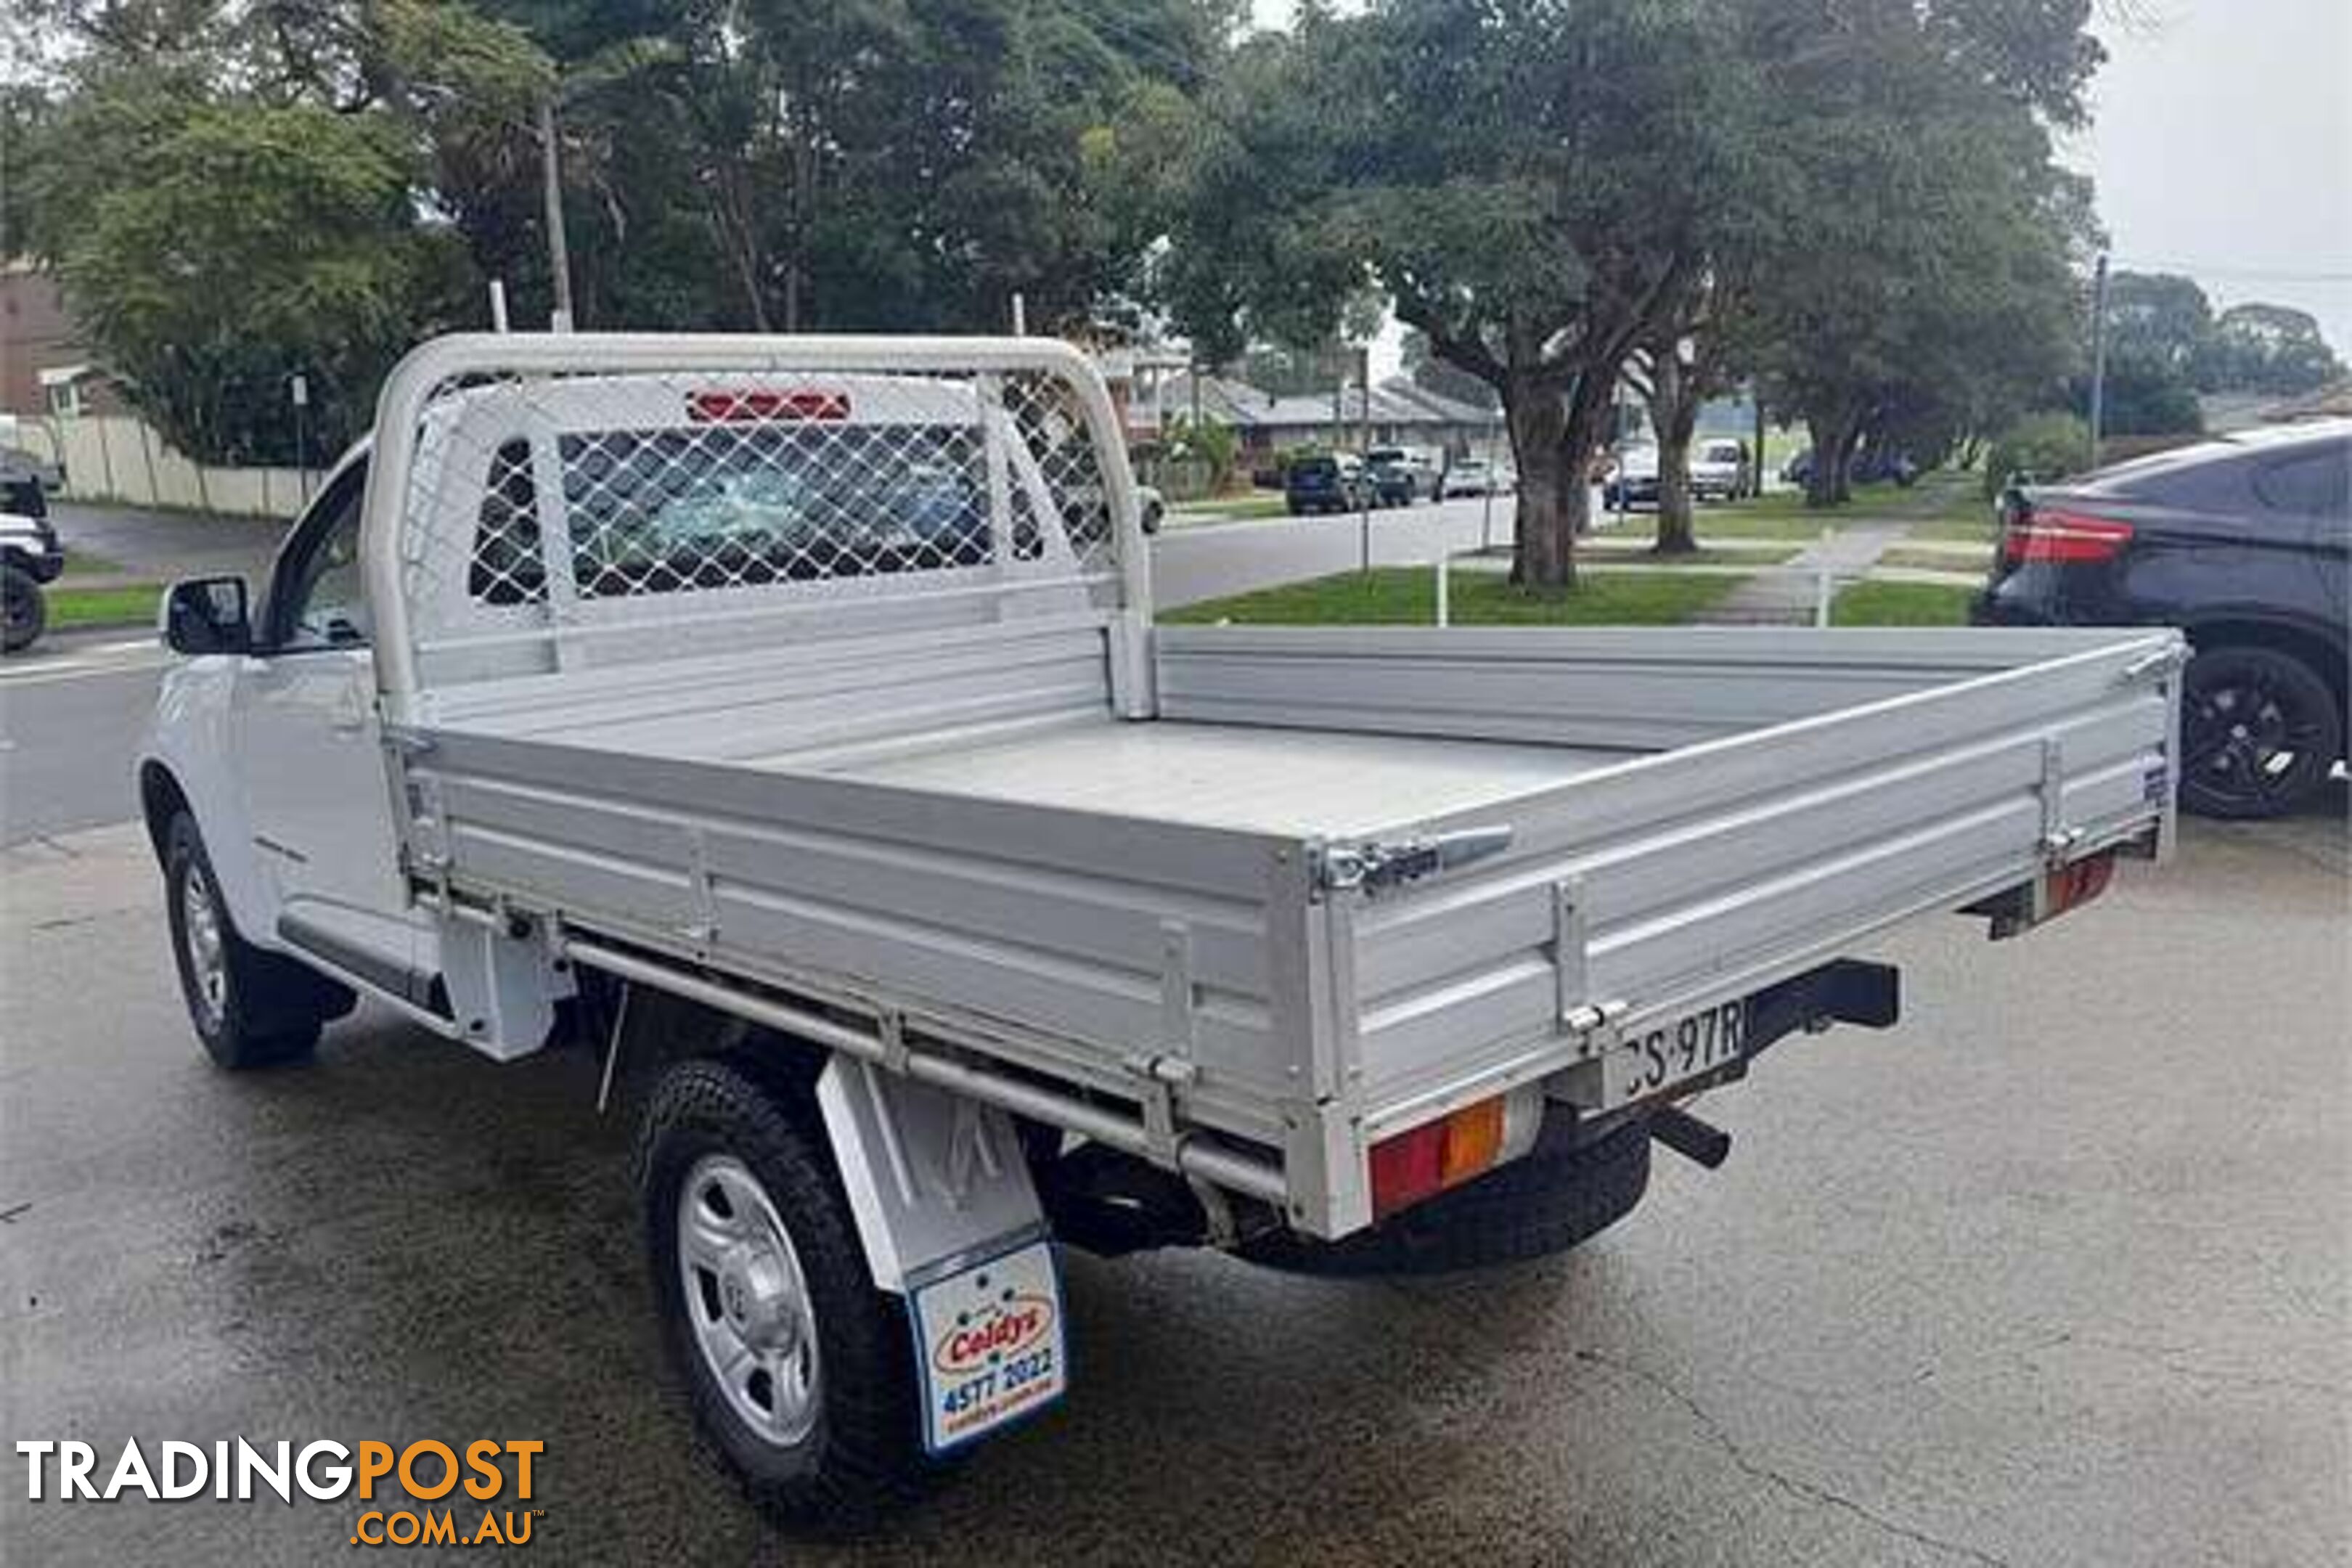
[{"x1": 931, "y1": 1294, "x2": 1054, "y2": 1376}]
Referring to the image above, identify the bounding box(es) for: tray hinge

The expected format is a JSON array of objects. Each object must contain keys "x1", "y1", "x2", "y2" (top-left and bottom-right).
[{"x1": 1315, "y1": 825, "x2": 1515, "y2": 896}]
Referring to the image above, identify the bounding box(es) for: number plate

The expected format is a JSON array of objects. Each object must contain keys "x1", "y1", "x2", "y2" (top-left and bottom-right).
[
  {"x1": 1602, "y1": 1000, "x2": 1747, "y2": 1106},
  {"x1": 907, "y1": 1238, "x2": 1067, "y2": 1455}
]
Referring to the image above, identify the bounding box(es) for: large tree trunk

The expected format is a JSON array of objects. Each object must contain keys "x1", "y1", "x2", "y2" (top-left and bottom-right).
[
  {"x1": 1506, "y1": 373, "x2": 1612, "y2": 591},
  {"x1": 1506, "y1": 376, "x2": 1575, "y2": 589},
  {"x1": 1802, "y1": 405, "x2": 1858, "y2": 508},
  {"x1": 1649, "y1": 352, "x2": 1701, "y2": 556},
  {"x1": 1832, "y1": 419, "x2": 1866, "y2": 504}
]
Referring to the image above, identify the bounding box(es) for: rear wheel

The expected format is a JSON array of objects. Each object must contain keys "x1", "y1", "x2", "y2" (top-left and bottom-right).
[
  {"x1": 163, "y1": 813, "x2": 352, "y2": 1069},
  {"x1": 2180, "y1": 646, "x2": 2342, "y2": 820},
  {"x1": 638, "y1": 1055, "x2": 926, "y2": 1531},
  {"x1": 1238, "y1": 1116, "x2": 1654, "y2": 1277},
  {"x1": 2, "y1": 563, "x2": 44, "y2": 653}
]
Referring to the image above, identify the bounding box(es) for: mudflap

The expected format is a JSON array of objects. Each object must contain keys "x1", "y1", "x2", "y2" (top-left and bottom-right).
[{"x1": 814, "y1": 1057, "x2": 1068, "y2": 1453}]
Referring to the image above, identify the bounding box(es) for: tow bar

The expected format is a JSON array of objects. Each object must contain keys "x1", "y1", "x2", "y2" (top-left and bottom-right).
[{"x1": 1649, "y1": 1105, "x2": 1733, "y2": 1169}]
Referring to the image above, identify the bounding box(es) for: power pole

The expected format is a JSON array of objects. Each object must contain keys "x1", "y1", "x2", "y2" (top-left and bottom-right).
[
  {"x1": 2086, "y1": 250, "x2": 2110, "y2": 471},
  {"x1": 538, "y1": 99, "x2": 576, "y2": 332}
]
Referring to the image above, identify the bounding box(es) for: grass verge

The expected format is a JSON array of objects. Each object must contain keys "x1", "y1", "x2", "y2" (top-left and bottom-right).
[
  {"x1": 48, "y1": 584, "x2": 163, "y2": 629},
  {"x1": 1830, "y1": 580, "x2": 1976, "y2": 626},
  {"x1": 1162, "y1": 566, "x2": 1749, "y2": 627},
  {"x1": 1174, "y1": 493, "x2": 1291, "y2": 522},
  {"x1": 58, "y1": 548, "x2": 126, "y2": 579}
]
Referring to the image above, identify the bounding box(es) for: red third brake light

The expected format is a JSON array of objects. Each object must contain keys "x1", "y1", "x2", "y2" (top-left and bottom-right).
[
  {"x1": 687, "y1": 388, "x2": 852, "y2": 423},
  {"x1": 2002, "y1": 507, "x2": 2133, "y2": 565}
]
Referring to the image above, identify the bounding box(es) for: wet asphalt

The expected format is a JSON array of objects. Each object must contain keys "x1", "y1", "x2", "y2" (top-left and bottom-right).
[{"x1": 1, "y1": 799, "x2": 2345, "y2": 1567}]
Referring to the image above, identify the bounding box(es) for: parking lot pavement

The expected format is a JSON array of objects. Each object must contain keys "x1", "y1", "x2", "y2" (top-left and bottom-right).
[{"x1": 1, "y1": 804, "x2": 2345, "y2": 1566}]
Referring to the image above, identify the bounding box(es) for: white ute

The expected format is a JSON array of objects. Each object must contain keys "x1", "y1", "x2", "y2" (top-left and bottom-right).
[{"x1": 139, "y1": 334, "x2": 2186, "y2": 1527}]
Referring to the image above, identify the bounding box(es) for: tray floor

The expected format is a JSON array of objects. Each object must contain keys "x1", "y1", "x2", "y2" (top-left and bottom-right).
[{"x1": 814, "y1": 718, "x2": 1636, "y2": 836}]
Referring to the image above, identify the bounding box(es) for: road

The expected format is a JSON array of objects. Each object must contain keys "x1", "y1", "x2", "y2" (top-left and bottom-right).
[
  {"x1": 0, "y1": 632, "x2": 173, "y2": 842},
  {"x1": 0, "y1": 500, "x2": 1517, "y2": 846},
  {"x1": 1, "y1": 800, "x2": 2343, "y2": 1565}
]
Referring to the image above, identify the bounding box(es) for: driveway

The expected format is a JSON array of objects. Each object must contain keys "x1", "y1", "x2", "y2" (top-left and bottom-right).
[{"x1": 1, "y1": 797, "x2": 2342, "y2": 1565}]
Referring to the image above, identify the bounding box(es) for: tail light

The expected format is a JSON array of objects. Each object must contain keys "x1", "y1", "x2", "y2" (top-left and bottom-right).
[
  {"x1": 1368, "y1": 1089, "x2": 1542, "y2": 1218},
  {"x1": 2001, "y1": 507, "x2": 2133, "y2": 566}
]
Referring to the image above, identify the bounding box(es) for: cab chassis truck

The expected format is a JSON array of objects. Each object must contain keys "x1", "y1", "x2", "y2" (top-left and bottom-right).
[{"x1": 138, "y1": 335, "x2": 2184, "y2": 1525}]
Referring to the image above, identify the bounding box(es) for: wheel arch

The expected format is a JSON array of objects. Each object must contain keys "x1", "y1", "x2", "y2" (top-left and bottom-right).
[
  {"x1": 2184, "y1": 616, "x2": 2350, "y2": 746},
  {"x1": 138, "y1": 759, "x2": 191, "y2": 863}
]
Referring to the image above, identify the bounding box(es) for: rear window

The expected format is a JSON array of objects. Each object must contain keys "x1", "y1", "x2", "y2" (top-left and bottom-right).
[
  {"x1": 1293, "y1": 457, "x2": 1339, "y2": 478},
  {"x1": 558, "y1": 425, "x2": 998, "y2": 598}
]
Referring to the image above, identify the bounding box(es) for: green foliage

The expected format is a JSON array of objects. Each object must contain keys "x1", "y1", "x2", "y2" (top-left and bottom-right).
[
  {"x1": 1983, "y1": 412, "x2": 2090, "y2": 497},
  {"x1": 1163, "y1": 413, "x2": 1238, "y2": 486},
  {"x1": 25, "y1": 77, "x2": 470, "y2": 463},
  {"x1": 1744, "y1": 3, "x2": 2096, "y2": 504},
  {"x1": 2202, "y1": 302, "x2": 2343, "y2": 396},
  {"x1": 16, "y1": 0, "x2": 1223, "y2": 462},
  {"x1": 2086, "y1": 274, "x2": 2343, "y2": 431}
]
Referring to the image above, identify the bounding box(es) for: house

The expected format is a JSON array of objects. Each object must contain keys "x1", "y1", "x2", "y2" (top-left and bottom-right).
[
  {"x1": 0, "y1": 262, "x2": 119, "y2": 420},
  {"x1": 1133, "y1": 369, "x2": 1501, "y2": 462}
]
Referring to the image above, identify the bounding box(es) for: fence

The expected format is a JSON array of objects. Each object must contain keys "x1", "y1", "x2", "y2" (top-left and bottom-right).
[{"x1": 15, "y1": 415, "x2": 320, "y2": 518}]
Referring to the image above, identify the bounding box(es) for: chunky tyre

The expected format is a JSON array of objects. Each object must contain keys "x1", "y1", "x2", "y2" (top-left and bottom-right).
[
  {"x1": 1238, "y1": 1116, "x2": 1654, "y2": 1277},
  {"x1": 163, "y1": 812, "x2": 352, "y2": 1069},
  {"x1": 2180, "y1": 645, "x2": 2343, "y2": 820},
  {"x1": 2, "y1": 563, "x2": 44, "y2": 653},
  {"x1": 637, "y1": 1055, "x2": 926, "y2": 1531}
]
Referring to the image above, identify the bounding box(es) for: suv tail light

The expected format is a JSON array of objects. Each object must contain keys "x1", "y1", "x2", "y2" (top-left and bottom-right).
[{"x1": 2001, "y1": 507, "x2": 2134, "y2": 565}]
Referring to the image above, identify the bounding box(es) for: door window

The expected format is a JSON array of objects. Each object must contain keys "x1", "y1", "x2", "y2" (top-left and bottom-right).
[
  {"x1": 269, "y1": 464, "x2": 371, "y2": 650},
  {"x1": 2253, "y1": 444, "x2": 2351, "y2": 520}
]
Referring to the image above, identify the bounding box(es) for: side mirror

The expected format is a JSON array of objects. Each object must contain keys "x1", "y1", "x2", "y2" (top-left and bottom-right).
[{"x1": 162, "y1": 576, "x2": 251, "y2": 656}]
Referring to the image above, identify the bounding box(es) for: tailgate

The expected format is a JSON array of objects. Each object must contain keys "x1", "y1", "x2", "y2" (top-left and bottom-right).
[{"x1": 1331, "y1": 630, "x2": 2183, "y2": 1137}]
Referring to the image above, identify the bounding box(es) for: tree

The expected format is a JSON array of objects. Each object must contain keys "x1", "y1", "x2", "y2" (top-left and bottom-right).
[
  {"x1": 17, "y1": 0, "x2": 1226, "y2": 461},
  {"x1": 1622, "y1": 270, "x2": 1757, "y2": 555},
  {"x1": 1164, "y1": 0, "x2": 1765, "y2": 589},
  {"x1": 1744, "y1": 2, "x2": 2098, "y2": 506},
  {"x1": 2201, "y1": 302, "x2": 2344, "y2": 396},
  {"x1": 23, "y1": 74, "x2": 474, "y2": 462}
]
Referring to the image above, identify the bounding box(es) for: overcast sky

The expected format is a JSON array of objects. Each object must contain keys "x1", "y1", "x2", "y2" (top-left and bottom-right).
[
  {"x1": 2070, "y1": 0, "x2": 2351, "y2": 354},
  {"x1": 1255, "y1": 0, "x2": 2351, "y2": 376}
]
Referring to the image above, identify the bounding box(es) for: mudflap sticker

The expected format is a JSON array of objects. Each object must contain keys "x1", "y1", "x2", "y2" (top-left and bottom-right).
[{"x1": 908, "y1": 1237, "x2": 1067, "y2": 1455}]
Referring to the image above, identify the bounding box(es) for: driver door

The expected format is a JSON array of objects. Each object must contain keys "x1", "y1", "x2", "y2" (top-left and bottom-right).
[{"x1": 238, "y1": 460, "x2": 420, "y2": 993}]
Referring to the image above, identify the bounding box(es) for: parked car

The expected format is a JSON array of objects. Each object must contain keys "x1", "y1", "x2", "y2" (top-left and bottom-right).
[
  {"x1": 1974, "y1": 420, "x2": 2350, "y2": 819},
  {"x1": 2, "y1": 470, "x2": 62, "y2": 653},
  {"x1": 1285, "y1": 452, "x2": 1373, "y2": 514},
  {"x1": 1690, "y1": 437, "x2": 1750, "y2": 502},
  {"x1": 1441, "y1": 458, "x2": 1498, "y2": 498},
  {"x1": 0, "y1": 444, "x2": 65, "y2": 494},
  {"x1": 1363, "y1": 445, "x2": 1437, "y2": 506},
  {"x1": 1782, "y1": 446, "x2": 1919, "y2": 489},
  {"x1": 1604, "y1": 443, "x2": 1661, "y2": 509}
]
